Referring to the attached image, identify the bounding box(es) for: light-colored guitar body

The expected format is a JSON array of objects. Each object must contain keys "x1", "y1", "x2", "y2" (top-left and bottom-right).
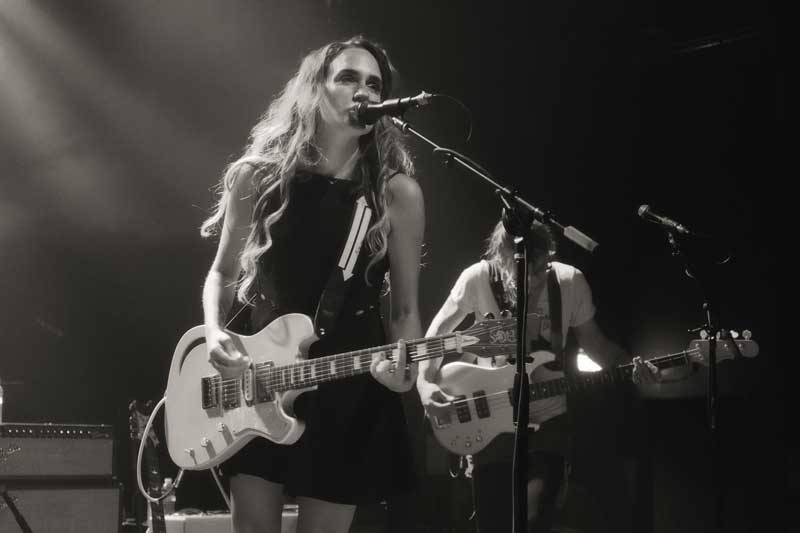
[
  {"x1": 430, "y1": 336, "x2": 759, "y2": 456},
  {"x1": 432, "y1": 351, "x2": 555, "y2": 456},
  {"x1": 165, "y1": 313, "x2": 317, "y2": 470}
]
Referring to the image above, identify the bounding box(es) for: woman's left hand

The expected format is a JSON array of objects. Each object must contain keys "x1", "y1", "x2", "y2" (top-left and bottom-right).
[
  {"x1": 370, "y1": 339, "x2": 418, "y2": 393},
  {"x1": 631, "y1": 356, "x2": 661, "y2": 385}
]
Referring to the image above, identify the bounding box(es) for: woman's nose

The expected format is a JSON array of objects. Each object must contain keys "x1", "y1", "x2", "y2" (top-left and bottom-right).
[{"x1": 353, "y1": 89, "x2": 370, "y2": 103}]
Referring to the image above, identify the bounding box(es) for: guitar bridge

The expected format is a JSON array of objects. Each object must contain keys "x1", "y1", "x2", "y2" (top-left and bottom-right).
[
  {"x1": 434, "y1": 412, "x2": 452, "y2": 428},
  {"x1": 201, "y1": 375, "x2": 221, "y2": 409}
]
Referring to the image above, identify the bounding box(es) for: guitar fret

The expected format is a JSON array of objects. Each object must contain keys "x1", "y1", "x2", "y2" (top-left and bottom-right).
[{"x1": 415, "y1": 343, "x2": 428, "y2": 359}]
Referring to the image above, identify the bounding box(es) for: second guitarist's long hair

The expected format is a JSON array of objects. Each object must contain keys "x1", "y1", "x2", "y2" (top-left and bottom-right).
[{"x1": 482, "y1": 219, "x2": 557, "y2": 308}]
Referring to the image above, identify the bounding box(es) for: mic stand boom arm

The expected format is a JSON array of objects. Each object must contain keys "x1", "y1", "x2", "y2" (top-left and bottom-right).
[{"x1": 389, "y1": 117, "x2": 599, "y2": 253}]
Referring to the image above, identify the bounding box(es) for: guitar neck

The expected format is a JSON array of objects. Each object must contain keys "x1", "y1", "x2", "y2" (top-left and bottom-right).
[
  {"x1": 259, "y1": 332, "x2": 472, "y2": 392},
  {"x1": 528, "y1": 350, "x2": 691, "y2": 401}
]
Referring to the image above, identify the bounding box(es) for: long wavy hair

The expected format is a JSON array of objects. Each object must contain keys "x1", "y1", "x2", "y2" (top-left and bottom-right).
[
  {"x1": 201, "y1": 36, "x2": 414, "y2": 304},
  {"x1": 482, "y1": 219, "x2": 557, "y2": 307}
]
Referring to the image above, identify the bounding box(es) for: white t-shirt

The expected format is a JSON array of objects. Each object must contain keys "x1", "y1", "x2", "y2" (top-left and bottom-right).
[{"x1": 448, "y1": 260, "x2": 596, "y2": 424}]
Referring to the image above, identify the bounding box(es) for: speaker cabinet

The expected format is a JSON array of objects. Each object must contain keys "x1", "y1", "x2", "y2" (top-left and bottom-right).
[{"x1": 0, "y1": 485, "x2": 121, "y2": 533}]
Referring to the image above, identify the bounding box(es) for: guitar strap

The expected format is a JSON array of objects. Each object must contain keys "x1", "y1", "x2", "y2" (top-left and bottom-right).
[
  {"x1": 488, "y1": 262, "x2": 511, "y2": 315},
  {"x1": 314, "y1": 194, "x2": 373, "y2": 337},
  {"x1": 546, "y1": 264, "x2": 564, "y2": 370}
]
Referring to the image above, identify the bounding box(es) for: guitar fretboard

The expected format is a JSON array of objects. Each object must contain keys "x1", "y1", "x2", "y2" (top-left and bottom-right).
[
  {"x1": 527, "y1": 349, "x2": 694, "y2": 401},
  {"x1": 258, "y1": 329, "x2": 488, "y2": 392},
  {"x1": 205, "y1": 320, "x2": 514, "y2": 409}
]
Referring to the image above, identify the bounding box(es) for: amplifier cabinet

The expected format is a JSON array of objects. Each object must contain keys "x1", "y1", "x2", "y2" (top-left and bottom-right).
[
  {"x1": 0, "y1": 423, "x2": 115, "y2": 480},
  {"x1": 0, "y1": 485, "x2": 121, "y2": 533}
]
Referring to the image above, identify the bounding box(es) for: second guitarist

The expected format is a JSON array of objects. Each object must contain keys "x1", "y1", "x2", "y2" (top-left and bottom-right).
[{"x1": 417, "y1": 219, "x2": 665, "y2": 533}]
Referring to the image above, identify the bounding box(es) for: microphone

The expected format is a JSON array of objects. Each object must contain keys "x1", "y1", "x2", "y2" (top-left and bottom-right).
[
  {"x1": 637, "y1": 204, "x2": 692, "y2": 234},
  {"x1": 352, "y1": 91, "x2": 434, "y2": 126}
]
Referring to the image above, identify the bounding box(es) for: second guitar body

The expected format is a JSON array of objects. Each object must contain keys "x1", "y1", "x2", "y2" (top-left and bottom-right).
[{"x1": 431, "y1": 336, "x2": 758, "y2": 455}]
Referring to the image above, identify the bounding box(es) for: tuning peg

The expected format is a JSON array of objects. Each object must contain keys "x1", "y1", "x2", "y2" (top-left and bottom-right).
[
  {"x1": 742, "y1": 329, "x2": 752, "y2": 340},
  {"x1": 729, "y1": 330, "x2": 740, "y2": 339}
]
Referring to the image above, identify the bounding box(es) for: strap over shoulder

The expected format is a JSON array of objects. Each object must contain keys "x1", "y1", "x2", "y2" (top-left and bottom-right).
[
  {"x1": 314, "y1": 195, "x2": 373, "y2": 336},
  {"x1": 488, "y1": 262, "x2": 512, "y2": 316}
]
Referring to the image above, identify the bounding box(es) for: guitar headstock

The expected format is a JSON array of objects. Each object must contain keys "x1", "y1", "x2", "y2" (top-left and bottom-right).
[
  {"x1": 686, "y1": 330, "x2": 759, "y2": 367},
  {"x1": 128, "y1": 399, "x2": 159, "y2": 447},
  {"x1": 460, "y1": 317, "x2": 517, "y2": 358}
]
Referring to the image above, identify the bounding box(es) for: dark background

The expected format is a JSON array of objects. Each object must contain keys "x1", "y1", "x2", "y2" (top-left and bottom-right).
[{"x1": 0, "y1": 1, "x2": 781, "y2": 531}]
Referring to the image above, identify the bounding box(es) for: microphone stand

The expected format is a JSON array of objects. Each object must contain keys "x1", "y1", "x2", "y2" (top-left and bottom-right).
[
  {"x1": 0, "y1": 483, "x2": 33, "y2": 533},
  {"x1": 661, "y1": 228, "x2": 724, "y2": 532},
  {"x1": 390, "y1": 116, "x2": 597, "y2": 532}
]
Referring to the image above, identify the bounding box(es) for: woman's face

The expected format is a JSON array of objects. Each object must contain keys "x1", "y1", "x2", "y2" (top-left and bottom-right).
[{"x1": 322, "y1": 47, "x2": 383, "y2": 134}]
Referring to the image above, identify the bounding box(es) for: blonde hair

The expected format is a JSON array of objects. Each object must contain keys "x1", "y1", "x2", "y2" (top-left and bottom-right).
[{"x1": 201, "y1": 37, "x2": 414, "y2": 303}]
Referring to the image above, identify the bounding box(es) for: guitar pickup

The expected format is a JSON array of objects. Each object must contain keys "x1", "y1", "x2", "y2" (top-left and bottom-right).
[
  {"x1": 255, "y1": 362, "x2": 275, "y2": 403},
  {"x1": 201, "y1": 375, "x2": 221, "y2": 409},
  {"x1": 473, "y1": 390, "x2": 491, "y2": 419},
  {"x1": 453, "y1": 395, "x2": 471, "y2": 423}
]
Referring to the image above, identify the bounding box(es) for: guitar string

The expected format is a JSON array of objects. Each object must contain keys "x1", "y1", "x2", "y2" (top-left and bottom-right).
[
  {"x1": 216, "y1": 350, "x2": 448, "y2": 399},
  {"x1": 213, "y1": 321, "x2": 514, "y2": 399},
  {"x1": 216, "y1": 344, "x2": 695, "y2": 403},
  {"x1": 216, "y1": 341, "x2": 486, "y2": 399},
  {"x1": 217, "y1": 346, "x2": 695, "y2": 404},
  {"x1": 215, "y1": 332, "x2": 705, "y2": 403},
  {"x1": 438, "y1": 349, "x2": 699, "y2": 415},
  {"x1": 217, "y1": 339, "x2": 698, "y2": 401}
]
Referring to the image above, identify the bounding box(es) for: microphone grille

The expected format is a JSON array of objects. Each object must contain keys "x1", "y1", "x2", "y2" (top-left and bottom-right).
[{"x1": 637, "y1": 204, "x2": 650, "y2": 217}]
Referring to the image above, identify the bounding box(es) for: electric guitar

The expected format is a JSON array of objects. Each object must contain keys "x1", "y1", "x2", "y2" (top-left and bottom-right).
[
  {"x1": 165, "y1": 313, "x2": 515, "y2": 470},
  {"x1": 128, "y1": 400, "x2": 166, "y2": 533},
  {"x1": 430, "y1": 334, "x2": 759, "y2": 455}
]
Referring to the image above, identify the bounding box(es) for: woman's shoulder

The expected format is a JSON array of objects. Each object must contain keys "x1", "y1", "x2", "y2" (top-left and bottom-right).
[
  {"x1": 461, "y1": 260, "x2": 491, "y2": 282},
  {"x1": 227, "y1": 160, "x2": 266, "y2": 198},
  {"x1": 550, "y1": 260, "x2": 587, "y2": 285},
  {"x1": 386, "y1": 172, "x2": 422, "y2": 202}
]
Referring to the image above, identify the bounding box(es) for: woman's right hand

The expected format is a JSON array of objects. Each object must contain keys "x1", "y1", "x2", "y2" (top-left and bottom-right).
[
  {"x1": 417, "y1": 379, "x2": 456, "y2": 419},
  {"x1": 206, "y1": 328, "x2": 250, "y2": 379}
]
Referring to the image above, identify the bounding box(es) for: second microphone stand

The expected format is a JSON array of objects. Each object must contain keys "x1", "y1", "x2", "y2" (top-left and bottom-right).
[{"x1": 662, "y1": 228, "x2": 728, "y2": 532}]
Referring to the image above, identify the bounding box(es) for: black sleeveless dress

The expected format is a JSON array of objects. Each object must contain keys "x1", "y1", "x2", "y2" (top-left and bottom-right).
[{"x1": 221, "y1": 170, "x2": 415, "y2": 505}]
